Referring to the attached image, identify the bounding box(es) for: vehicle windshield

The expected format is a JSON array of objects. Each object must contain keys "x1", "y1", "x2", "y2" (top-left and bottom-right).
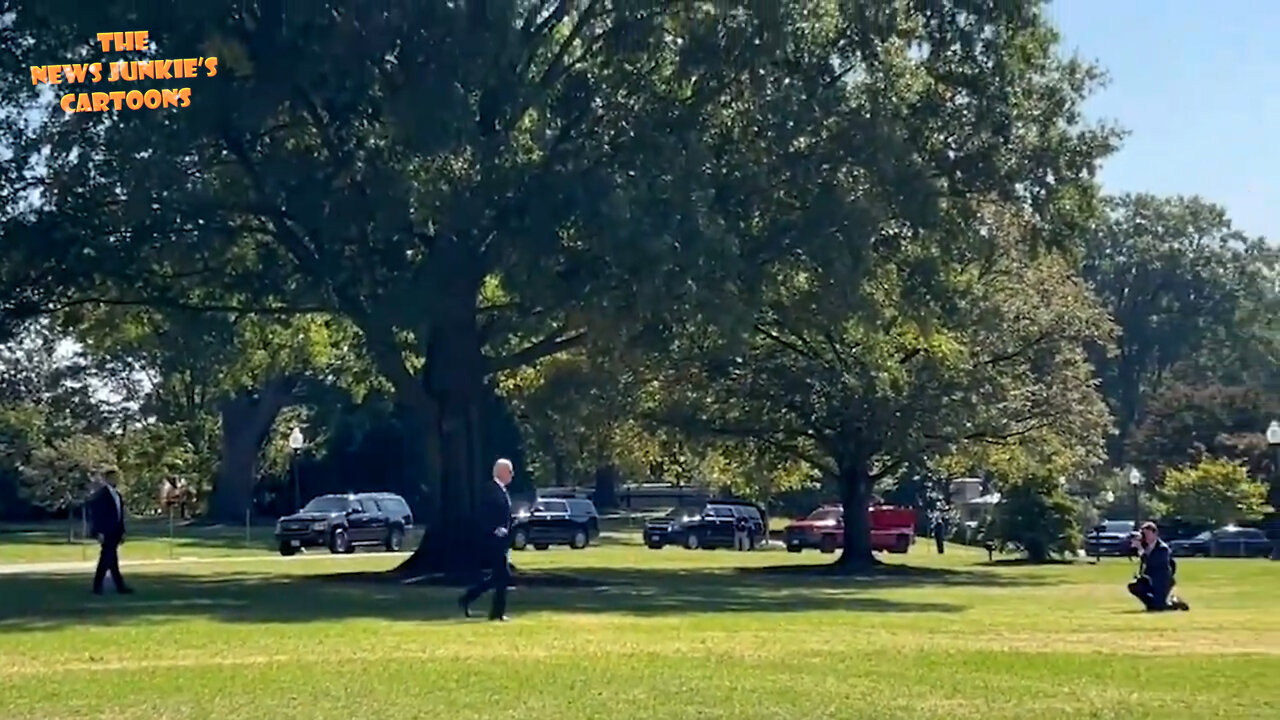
[
  {"x1": 705, "y1": 506, "x2": 735, "y2": 518},
  {"x1": 1191, "y1": 531, "x2": 1212, "y2": 541},
  {"x1": 1099, "y1": 521, "x2": 1134, "y2": 533},
  {"x1": 806, "y1": 508, "x2": 841, "y2": 522},
  {"x1": 666, "y1": 506, "x2": 701, "y2": 519},
  {"x1": 302, "y1": 497, "x2": 350, "y2": 514},
  {"x1": 533, "y1": 500, "x2": 569, "y2": 513}
]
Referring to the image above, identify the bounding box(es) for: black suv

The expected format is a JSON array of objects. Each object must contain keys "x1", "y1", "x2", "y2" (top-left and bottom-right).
[
  {"x1": 274, "y1": 493, "x2": 413, "y2": 556},
  {"x1": 1084, "y1": 520, "x2": 1139, "y2": 558},
  {"x1": 510, "y1": 497, "x2": 600, "y2": 550},
  {"x1": 645, "y1": 500, "x2": 766, "y2": 550}
]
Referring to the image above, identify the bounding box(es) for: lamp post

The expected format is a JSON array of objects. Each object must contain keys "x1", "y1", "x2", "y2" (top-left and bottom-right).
[
  {"x1": 1267, "y1": 420, "x2": 1280, "y2": 560},
  {"x1": 1091, "y1": 490, "x2": 1117, "y2": 563},
  {"x1": 1128, "y1": 467, "x2": 1142, "y2": 527},
  {"x1": 288, "y1": 427, "x2": 305, "y2": 511}
]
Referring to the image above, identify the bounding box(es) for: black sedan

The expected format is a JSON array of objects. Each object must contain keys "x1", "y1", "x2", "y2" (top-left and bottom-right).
[{"x1": 1169, "y1": 526, "x2": 1273, "y2": 558}]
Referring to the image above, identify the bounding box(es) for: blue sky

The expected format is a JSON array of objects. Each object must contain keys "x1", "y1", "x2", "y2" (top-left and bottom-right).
[{"x1": 1049, "y1": 1, "x2": 1278, "y2": 241}]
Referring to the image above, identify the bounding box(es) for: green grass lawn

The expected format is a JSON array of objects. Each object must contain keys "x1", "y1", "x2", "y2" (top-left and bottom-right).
[
  {"x1": 0, "y1": 518, "x2": 429, "y2": 565},
  {"x1": 0, "y1": 514, "x2": 667, "y2": 565},
  {"x1": 0, "y1": 535, "x2": 1276, "y2": 720}
]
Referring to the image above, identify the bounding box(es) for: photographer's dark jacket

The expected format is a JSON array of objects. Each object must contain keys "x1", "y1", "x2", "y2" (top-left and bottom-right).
[{"x1": 1140, "y1": 539, "x2": 1174, "y2": 598}]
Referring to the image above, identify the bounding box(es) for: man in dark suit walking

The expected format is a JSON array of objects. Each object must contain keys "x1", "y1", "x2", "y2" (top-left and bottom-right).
[
  {"x1": 458, "y1": 458, "x2": 514, "y2": 621},
  {"x1": 88, "y1": 469, "x2": 133, "y2": 595}
]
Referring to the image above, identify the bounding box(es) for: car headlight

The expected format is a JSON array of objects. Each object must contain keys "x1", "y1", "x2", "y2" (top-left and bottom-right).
[
  {"x1": 275, "y1": 520, "x2": 282, "y2": 532},
  {"x1": 312, "y1": 521, "x2": 326, "y2": 531}
]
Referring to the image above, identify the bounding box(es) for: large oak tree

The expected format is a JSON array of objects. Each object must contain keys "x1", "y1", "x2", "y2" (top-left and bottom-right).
[{"x1": 5, "y1": 1, "x2": 823, "y2": 574}]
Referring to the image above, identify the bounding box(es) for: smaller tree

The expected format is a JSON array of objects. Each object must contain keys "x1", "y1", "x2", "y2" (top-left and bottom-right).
[
  {"x1": 988, "y1": 475, "x2": 1081, "y2": 563},
  {"x1": 19, "y1": 434, "x2": 117, "y2": 539},
  {"x1": 1160, "y1": 459, "x2": 1270, "y2": 527}
]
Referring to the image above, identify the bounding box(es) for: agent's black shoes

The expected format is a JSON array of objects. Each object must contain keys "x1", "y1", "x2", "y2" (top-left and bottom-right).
[
  {"x1": 458, "y1": 596, "x2": 509, "y2": 621},
  {"x1": 1145, "y1": 600, "x2": 1190, "y2": 612}
]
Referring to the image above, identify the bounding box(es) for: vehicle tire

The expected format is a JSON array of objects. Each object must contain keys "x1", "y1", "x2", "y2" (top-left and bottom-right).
[
  {"x1": 385, "y1": 527, "x2": 404, "y2": 552},
  {"x1": 329, "y1": 528, "x2": 352, "y2": 554},
  {"x1": 684, "y1": 532, "x2": 700, "y2": 550},
  {"x1": 819, "y1": 535, "x2": 838, "y2": 554},
  {"x1": 279, "y1": 543, "x2": 297, "y2": 557},
  {"x1": 786, "y1": 545, "x2": 803, "y2": 554},
  {"x1": 533, "y1": 543, "x2": 549, "y2": 551},
  {"x1": 570, "y1": 528, "x2": 589, "y2": 549},
  {"x1": 511, "y1": 528, "x2": 529, "y2": 551},
  {"x1": 892, "y1": 534, "x2": 910, "y2": 554}
]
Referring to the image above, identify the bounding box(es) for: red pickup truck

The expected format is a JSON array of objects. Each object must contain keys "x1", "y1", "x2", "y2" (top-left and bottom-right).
[{"x1": 783, "y1": 504, "x2": 916, "y2": 554}]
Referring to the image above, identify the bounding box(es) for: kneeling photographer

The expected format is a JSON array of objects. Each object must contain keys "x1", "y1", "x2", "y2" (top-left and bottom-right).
[{"x1": 1127, "y1": 521, "x2": 1190, "y2": 612}]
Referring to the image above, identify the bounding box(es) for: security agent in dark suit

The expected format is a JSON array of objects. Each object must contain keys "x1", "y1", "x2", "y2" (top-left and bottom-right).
[
  {"x1": 87, "y1": 469, "x2": 133, "y2": 595},
  {"x1": 458, "y1": 459, "x2": 515, "y2": 621},
  {"x1": 1127, "y1": 521, "x2": 1187, "y2": 612}
]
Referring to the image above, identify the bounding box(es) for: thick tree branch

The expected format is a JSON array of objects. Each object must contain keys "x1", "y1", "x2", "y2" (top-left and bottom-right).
[
  {"x1": 755, "y1": 322, "x2": 821, "y2": 361},
  {"x1": 650, "y1": 411, "x2": 838, "y2": 476},
  {"x1": 979, "y1": 331, "x2": 1051, "y2": 367},
  {"x1": 488, "y1": 327, "x2": 587, "y2": 373},
  {"x1": 869, "y1": 457, "x2": 905, "y2": 481},
  {"x1": 359, "y1": 321, "x2": 429, "y2": 411},
  {"x1": 220, "y1": 128, "x2": 327, "y2": 281},
  {"x1": 46, "y1": 296, "x2": 329, "y2": 316},
  {"x1": 921, "y1": 415, "x2": 1055, "y2": 448}
]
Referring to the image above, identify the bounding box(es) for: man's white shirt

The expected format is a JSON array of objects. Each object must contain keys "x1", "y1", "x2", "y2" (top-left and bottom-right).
[
  {"x1": 106, "y1": 484, "x2": 122, "y2": 522},
  {"x1": 493, "y1": 478, "x2": 508, "y2": 536}
]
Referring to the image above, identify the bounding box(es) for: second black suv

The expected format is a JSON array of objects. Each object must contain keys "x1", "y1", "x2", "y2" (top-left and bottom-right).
[
  {"x1": 645, "y1": 500, "x2": 766, "y2": 550},
  {"x1": 510, "y1": 498, "x2": 600, "y2": 550},
  {"x1": 1084, "y1": 520, "x2": 1139, "y2": 558},
  {"x1": 274, "y1": 493, "x2": 412, "y2": 556}
]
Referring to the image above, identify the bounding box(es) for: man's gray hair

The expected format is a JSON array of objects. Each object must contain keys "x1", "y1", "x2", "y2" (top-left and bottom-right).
[{"x1": 493, "y1": 458, "x2": 514, "y2": 473}]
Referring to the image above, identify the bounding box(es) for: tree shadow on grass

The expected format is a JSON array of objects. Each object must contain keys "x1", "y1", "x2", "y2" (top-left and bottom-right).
[
  {"x1": 976, "y1": 558, "x2": 1082, "y2": 567},
  {"x1": 736, "y1": 561, "x2": 1046, "y2": 587},
  {"x1": 0, "y1": 521, "x2": 278, "y2": 553},
  {"x1": 0, "y1": 558, "x2": 1040, "y2": 633},
  {"x1": 0, "y1": 521, "x2": 433, "y2": 561}
]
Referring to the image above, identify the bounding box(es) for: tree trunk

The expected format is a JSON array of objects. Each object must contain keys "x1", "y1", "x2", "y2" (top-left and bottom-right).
[
  {"x1": 593, "y1": 464, "x2": 618, "y2": 509},
  {"x1": 207, "y1": 377, "x2": 295, "y2": 523},
  {"x1": 553, "y1": 453, "x2": 568, "y2": 487},
  {"x1": 395, "y1": 307, "x2": 491, "y2": 579},
  {"x1": 835, "y1": 457, "x2": 880, "y2": 571},
  {"x1": 1025, "y1": 539, "x2": 1049, "y2": 563}
]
